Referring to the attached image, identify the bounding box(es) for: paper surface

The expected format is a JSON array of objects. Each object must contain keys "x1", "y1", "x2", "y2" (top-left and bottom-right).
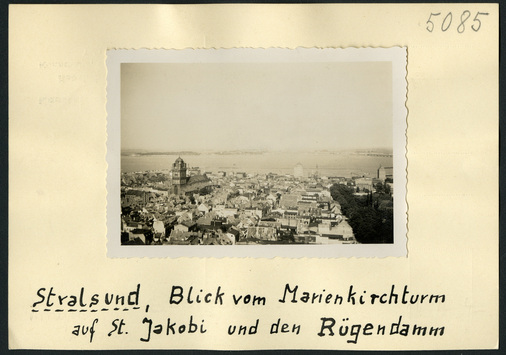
[{"x1": 9, "y1": 4, "x2": 498, "y2": 350}]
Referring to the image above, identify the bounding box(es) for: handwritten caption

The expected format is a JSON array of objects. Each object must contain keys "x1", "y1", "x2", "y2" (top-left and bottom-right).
[
  {"x1": 31, "y1": 283, "x2": 446, "y2": 345},
  {"x1": 426, "y1": 11, "x2": 489, "y2": 33}
]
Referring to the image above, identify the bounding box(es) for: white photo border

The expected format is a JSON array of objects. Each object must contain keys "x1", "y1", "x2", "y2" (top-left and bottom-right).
[{"x1": 106, "y1": 47, "x2": 407, "y2": 258}]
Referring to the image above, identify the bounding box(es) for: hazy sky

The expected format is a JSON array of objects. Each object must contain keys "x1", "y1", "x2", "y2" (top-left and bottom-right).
[{"x1": 121, "y1": 61, "x2": 392, "y2": 152}]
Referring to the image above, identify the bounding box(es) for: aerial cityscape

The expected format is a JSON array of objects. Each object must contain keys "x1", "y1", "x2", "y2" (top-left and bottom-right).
[
  {"x1": 119, "y1": 56, "x2": 398, "y2": 247},
  {"x1": 120, "y1": 152, "x2": 394, "y2": 246}
]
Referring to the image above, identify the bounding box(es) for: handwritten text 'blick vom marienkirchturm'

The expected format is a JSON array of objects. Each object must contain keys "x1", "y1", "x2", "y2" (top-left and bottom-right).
[{"x1": 31, "y1": 284, "x2": 446, "y2": 344}]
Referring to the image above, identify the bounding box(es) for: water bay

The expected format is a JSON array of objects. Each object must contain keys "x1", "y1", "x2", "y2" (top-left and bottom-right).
[{"x1": 121, "y1": 151, "x2": 393, "y2": 178}]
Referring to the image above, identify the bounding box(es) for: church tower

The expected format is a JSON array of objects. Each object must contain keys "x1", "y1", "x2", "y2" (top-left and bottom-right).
[{"x1": 172, "y1": 157, "x2": 187, "y2": 194}]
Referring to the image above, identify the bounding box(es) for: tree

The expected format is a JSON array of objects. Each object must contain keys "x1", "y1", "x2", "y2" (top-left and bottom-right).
[
  {"x1": 121, "y1": 206, "x2": 132, "y2": 216},
  {"x1": 330, "y1": 183, "x2": 393, "y2": 244}
]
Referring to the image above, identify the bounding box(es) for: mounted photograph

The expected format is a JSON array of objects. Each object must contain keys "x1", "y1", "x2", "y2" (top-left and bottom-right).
[{"x1": 106, "y1": 48, "x2": 407, "y2": 257}]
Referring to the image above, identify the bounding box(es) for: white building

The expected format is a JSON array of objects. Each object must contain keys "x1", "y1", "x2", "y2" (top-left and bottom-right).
[
  {"x1": 294, "y1": 163, "x2": 304, "y2": 178},
  {"x1": 153, "y1": 220, "x2": 165, "y2": 237}
]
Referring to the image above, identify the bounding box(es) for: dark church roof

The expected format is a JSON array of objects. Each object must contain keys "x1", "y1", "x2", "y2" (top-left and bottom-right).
[
  {"x1": 187, "y1": 175, "x2": 210, "y2": 184},
  {"x1": 125, "y1": 190, "x2": 146, "y2": 196}
]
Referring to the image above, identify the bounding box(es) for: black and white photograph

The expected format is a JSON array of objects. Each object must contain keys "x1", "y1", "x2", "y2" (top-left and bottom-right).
[{"x1": 106, "y1": 48, "x2": 407, "y2": 257}]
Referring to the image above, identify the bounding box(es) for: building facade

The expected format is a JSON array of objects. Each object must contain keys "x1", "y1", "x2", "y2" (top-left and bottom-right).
[{"x1": 294, "y1": 163, "x2": 304, "y2": 178}]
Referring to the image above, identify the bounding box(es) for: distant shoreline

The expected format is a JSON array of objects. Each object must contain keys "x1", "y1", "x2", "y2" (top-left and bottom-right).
[{"x1": 121, "y1": 149, "x2": 393, "y2": 157}]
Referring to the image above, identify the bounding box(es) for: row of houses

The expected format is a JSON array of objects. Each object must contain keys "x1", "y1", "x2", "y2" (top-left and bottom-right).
[{"x1": 121, "y1": 169, "x2": 358, "y2": 245}]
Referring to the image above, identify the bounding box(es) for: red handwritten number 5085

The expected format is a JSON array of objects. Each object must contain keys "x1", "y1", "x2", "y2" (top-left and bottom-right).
[{"x1": 426, "y1": 11, "x2": 489, "y2": 33}]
